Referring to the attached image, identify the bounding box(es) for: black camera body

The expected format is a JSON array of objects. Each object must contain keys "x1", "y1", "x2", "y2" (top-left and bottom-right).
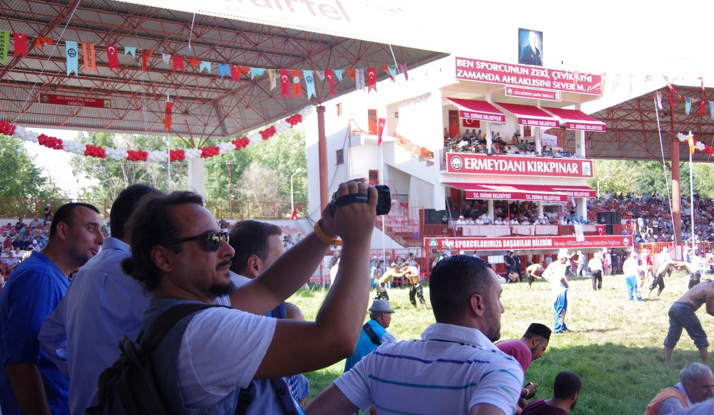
[{"x1": 330, "y1": 184, "x2": 391, "y2": 216}]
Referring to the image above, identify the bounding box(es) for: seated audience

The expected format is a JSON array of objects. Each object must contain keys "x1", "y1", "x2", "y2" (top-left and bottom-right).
[{"x1": 522, "y1": 371, "x2": 582, "y2": 415}]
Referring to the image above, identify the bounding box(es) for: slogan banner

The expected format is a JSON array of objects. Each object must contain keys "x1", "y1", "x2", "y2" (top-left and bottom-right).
[
  {"x1": 566, "y1": 122, "x2": 606, "y2": 132},
  {"x1": 40, "y1": 93, "x2": 112, "y2": 109},
  {"x1": 505, "y1": 86, "x2": 561, "y2": 102},
  {"x1": 447, "y1": 153, "x2": 594, "y2": 178},
  {"x1": 425, "y1": 235, "x2": 632, "y2": 252},
  {"x1": 517, "y1": 117, "x2": 558, "y2": 128},
  {"x1": 455, "y1": 57, "x2": 603, "y2": 96}
]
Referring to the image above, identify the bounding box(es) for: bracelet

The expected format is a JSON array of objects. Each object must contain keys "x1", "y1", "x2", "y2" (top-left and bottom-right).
[
  {"x1": 314, "y1": 219, "x2": 338, "y2": 245},
  {"x1": 525, "y1": 383, "x2": 535, "y2": 399}
]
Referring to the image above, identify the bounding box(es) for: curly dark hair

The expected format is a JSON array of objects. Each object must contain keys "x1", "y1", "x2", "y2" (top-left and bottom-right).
[{"x1": 121, "y1": 191, "x2": 203, "y2": 292}]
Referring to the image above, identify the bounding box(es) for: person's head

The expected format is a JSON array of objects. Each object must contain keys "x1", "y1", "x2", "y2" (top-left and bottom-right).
[
  {"x1": 557, "y1": 251, "x2": 569, "y2": 264},
  {"x1": 121, "y1": 191, "x2": 234, "y2": 298},
  {"x1": 284, "y1": 302, "x2": 305, "y2": 321},
  {"x1": 429, "y1": 255, "x2": 503, "y2": 341},
  {"x1": 49, "y1": 202, "x2": 104, "y2": 268},
  {"x1": 522, "y1": 323, "x2": 551, "y2": 360},
  {"x1": 229, "y1": 220, "x2": 284, "y2": 278},
  {"x1": 552, "y1": 371, "x2": 582, "y2": 409},
  {"x1": 110, "y1": 184, "x2": 161, "y2": 242},
  {"x1": 680, "y1": 363, "x2": 714, "y2": 403},
  {"x1": 369, "y1": 300, "x2": 395, "y2": 329}
]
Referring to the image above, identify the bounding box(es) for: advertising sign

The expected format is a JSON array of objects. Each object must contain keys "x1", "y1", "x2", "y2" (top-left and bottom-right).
[
  {"x1": 425, "y1": 235, "x2": 632, "y2": 252},
  {"x1": 40, "y1": 93, "x2": 112, "y2": 109},
  {"x1": 447, "y1": 154, "x2": 594, "y2": 178},
  {"x1": 505, "y1": 86, "x2": 561, "y2": 102}
]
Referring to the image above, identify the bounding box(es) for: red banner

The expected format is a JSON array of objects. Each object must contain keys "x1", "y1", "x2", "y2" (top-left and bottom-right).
[
  {"x1": 424, "y1": 235, "x2": 632, "y2": 252},
  {"x1": 40, "y1": 93, "x2": 111, "y2": 109},
  {"x1": 505, "y1": 86, "x2": 561, "y2": 101},
  {"x1": 446, "y1": 154, "x2": 594, "y2": 178},
  {"x1": 455, "y1": 57, "x2": 602, "y2": 96},
  {"x1": 517, "y1": 117, "x2": 558, "y2": 128},
  {"x1": 565, "y1": 122, "x2": 606, "y2": 132}
]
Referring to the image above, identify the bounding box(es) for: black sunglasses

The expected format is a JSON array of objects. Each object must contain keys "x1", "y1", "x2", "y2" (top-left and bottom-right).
[{"x1": 163, "y1": 230, "x2": 229, "y2": 252}]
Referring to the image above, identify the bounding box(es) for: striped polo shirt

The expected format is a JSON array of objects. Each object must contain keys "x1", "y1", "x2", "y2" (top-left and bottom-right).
[{"x1": 335, "y1": 323, "x2": 523, "y2": 415}]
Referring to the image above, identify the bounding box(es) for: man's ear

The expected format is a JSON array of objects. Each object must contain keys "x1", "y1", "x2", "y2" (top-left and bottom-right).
[
  {"x1": 572, "y1": 392, "x2": 579, "y2": 402},
  {"x1": 247, "y1": 254, "x2": 262, "y2": 276},
  {"x1": 54, "y1": 221, "x2": 70, "y2": 241},
  {"x1": 469, "y1": 293, "x2": 486, "y2": 317},
  {"x1": 151, "y1": 245, "x2": 173, "y2": 273}
]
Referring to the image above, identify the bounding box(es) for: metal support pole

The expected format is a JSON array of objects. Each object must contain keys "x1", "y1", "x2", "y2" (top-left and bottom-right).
[
  {"x1": 317, "y1": 106, "x2": 329, "y2": 209},
  {"x1": 669, "y1": 99, "x2": 682, "y2": 247}
]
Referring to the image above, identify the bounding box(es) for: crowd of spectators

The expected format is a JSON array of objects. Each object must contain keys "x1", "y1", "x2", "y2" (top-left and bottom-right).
[
  {"x1": 444, "y1": 128, "x2": 570, "y2": 157},
  {"x1": 451, "y1": 200, "x2": 588, "y2": 227}
]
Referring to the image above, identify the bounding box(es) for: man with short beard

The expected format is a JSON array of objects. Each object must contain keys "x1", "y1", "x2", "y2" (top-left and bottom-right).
[
  {"x1": 0, "y1": 203, "x2": 104, "y2": 415},
  {"x1": 522, "y1": 371, "x2": 582, "y2": 415},
  {"x1": 306, "y1": 255, "x2": 523, "y2": 415}
]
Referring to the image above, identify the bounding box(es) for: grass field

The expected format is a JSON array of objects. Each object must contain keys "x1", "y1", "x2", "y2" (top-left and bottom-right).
[{"x1": 288, "y1": 271, "x2": 714, "y2": 415}]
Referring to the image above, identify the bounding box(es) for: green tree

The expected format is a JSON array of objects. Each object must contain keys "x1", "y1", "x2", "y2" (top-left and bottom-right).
[{"x1": 0, "y1": 135, "x2": 66, "y2": 198}]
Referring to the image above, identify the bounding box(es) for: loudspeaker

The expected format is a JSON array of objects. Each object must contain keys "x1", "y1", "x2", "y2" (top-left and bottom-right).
[
  {"x1": 610, "y1": 211, "x2": 621, "y2": 225},
  {"x1": 438, "y1": 210, "x2": 449, "y2": 224},
  {"x1": 606, "y1": 224, "x2": 614, "y2": 235},
  {"x1": 597, "y1": 212, "x2": 608, "y2": 225},
  {"x1": 424, "y1": 209, "x2": 436, "y2": 224}
]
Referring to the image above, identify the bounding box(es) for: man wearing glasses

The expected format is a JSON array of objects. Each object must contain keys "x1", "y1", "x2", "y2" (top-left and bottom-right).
[{"x1": 119, "y1": 182, "x2": 376, "y2": 414}]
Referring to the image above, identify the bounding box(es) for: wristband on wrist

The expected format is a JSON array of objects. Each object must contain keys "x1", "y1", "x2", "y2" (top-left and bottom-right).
[{"x1": 314, "y1": 219, "x2": 338, "y2": 245}]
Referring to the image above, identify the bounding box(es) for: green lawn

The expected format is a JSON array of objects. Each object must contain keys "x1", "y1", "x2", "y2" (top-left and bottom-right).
[{"x1": 288, "y1": 271, "x2": 714, "y2": 415}]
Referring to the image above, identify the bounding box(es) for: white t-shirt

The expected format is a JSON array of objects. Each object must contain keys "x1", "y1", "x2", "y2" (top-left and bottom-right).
[{"x1": 178, "y1": 305, "x2": 277, "y2": 407}]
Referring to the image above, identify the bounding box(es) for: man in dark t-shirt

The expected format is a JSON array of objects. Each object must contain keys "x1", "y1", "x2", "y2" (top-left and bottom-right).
[{"x1": 523, "y1": 371, "x2": 581, "y2": 415}]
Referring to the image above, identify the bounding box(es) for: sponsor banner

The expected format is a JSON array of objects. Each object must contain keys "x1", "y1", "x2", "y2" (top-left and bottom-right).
[
  {"x1": 455, "y1": 57, "x2": 602, "y2": 96},
  {"x1": 40, "y1": 93, "x2": 112, "y2": 109},
  {"x1": 517, "y1": 117, "x2": 558, "y2": 128},
  {"x1": 464, "y1": 191, "x2": 567, "y2": 202},
  {"x1": 459, "y1": 110, "x2": 506, "y2": 123},
  {"x1": 447, "y1": 153, "x2": 594, "y2": 178},
  {"x1": 559, "y1": 189, "x2": 593, "y2": 198},
  {"x1": 566, "y1": 122, "x2": 606, "y2": 132},
  {"x1": 424, "y1": 235, "x2": 632, "y2": 252},
  {"x1": 462, "y1": 119, "x2": 481, "y2": 128},
  {"x1": 505, "y1": 86, "x2": 561, "y2": 102}
]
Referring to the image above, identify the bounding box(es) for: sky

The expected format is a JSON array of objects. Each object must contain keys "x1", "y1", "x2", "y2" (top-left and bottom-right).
[{"x1": 21, "y1": 0, "x2": 714, "y2": 194}]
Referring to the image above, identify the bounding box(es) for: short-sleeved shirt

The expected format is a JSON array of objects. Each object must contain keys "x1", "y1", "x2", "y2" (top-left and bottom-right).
[
  {"x1": 335, "y1": 323, "x2": 523, "y2": 415},
  {"x1": 344, "y1": 319, "x2": 396, "y2": 373},
  {"x1": 496, "y1": 339, "x2": 533, "y2": 372},
  {"x1": 0, "y1": 251, "x2": 70, "y2": 415},
  {"x1": 523, "y1": 399, "x2": 569, "y2": 415}
]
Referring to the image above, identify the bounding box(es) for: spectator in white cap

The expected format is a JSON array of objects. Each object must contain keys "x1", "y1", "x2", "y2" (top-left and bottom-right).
[{"x1": 343, "y1": 300, "x2": 396, "y2": 373}]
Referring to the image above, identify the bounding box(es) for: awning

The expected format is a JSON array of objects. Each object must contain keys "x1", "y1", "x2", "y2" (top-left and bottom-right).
[
  {"x1": 543, "y1": 107, "x2": 607, "y2": 132},
  {"x1": 444, "y1": 182, "x2": 568, "y2": 202},
  {"x1": 443, "y1": 97, "x2": 506, "y2": 123},
  {"x1": 549, "y1": 185, "x2": 596, "y2": 198},
  {"x1": 495, "y1": 103, "x2": 559, "y2": 128}
]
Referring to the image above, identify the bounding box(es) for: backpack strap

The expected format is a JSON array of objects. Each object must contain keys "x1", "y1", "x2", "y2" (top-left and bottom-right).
[
  {"x1": 141, "y1": 303, "x2": 225, "y2": 352},
  {"x1": 362, "y1": 322, "x2": 382, "y2": 346}
]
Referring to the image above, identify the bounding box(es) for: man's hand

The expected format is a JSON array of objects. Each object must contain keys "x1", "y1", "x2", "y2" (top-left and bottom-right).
[{"x1": 325, "y1": 182, "x2": 377, "y2": 243}]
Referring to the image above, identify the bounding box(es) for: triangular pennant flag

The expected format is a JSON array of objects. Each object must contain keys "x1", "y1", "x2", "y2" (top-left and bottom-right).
[
  {"x1": 280, "y1": 70, "x2": 290, "y2": 98},
  {"x1": 388, "y1": 65, "x2": 397, "y2": 81},
  {"x1": 230, "y1": 65, "x2": 242, "y2": 82},
  {"x1": 710, "y1": 102, "x2": 714, "y2": 120},
  {"x1": 685, "y1": 97, "x2": 692, "y2": 115},
  {"x1": 268, "y1": 69, "x2": 278, "y2": 90},
  {"x1": 656, "y1": 91, "x2": 663, "y2": 110},
  {"x1": 250, "y1": 67, "x2": 265, "y2": 79},
  {"x1": 65, "y1": 41, "x2": 79, "y2": 76},
  {"x1": 186, "y1": 58, "x2": 201, "y2": 70},
  {"x1": 398, "y1": 63, "x2": 409, "y2": 80},
  {"x1": 345, "y1": 69, "x2": 356, "y2": 80},
  {"x1": 367, "y1": 67, "x2": 377, "y2": 92},
  {"x1": 35, "y1": 37, "x2": 53, "y2": 51},
  {"x1": 106, "y1": 45, "x2": 119, "y2": 70},
  {"x1": 172, "y1": 55, "x2": 184, "y2": 72},
  {"x1": 333, "y1": 69, "x2": 344, "y2": 81},
  {"x1": 377, "y1": 117, "x2": 386, "y2": 145},
  {"x1": 303, "y1": 70, "x2": 316, "y2": 99},
  {"x1": 141, "y1": 49, "x2": 153, "y2": 71},
  {"x1": 124, "y1": 47, "x2": 136, "y2": 58},
  {"x1": 291, "y1": 70, "x2": 303, "y2": 98},
  {"x1": 0, "y1": 31, "x2": 9, "y2": 65},
  {"x1": 325, "y1": 70, "x2": 335, "y2": 96},
  {"x1": 199, "y1": 61, "x2": 211, "y2": 73},
  {"x1": 161, "y1": 53, "x2": 170, "y2": 66},
  {"x1": 13, "y1": 33, "x2": 27, "y2": 58},
  {"x1": 355, "y1": 68, "x2": 366, "y2": 90},
  {"x1": 380, "y1": 65, "x2": 392, "y2": 81},
  {"x1": 218, "y1": 63, "x2": 230, "y2": 78},
  {"x1": 315, "y1": 70, "x2": 325, "y2": 80},
  {"x1": 164, "y1": 100, "x2": 173, "y2": 132},
  {"x1": 83, "y1": 43, "x2": 97, "y2": 73}
]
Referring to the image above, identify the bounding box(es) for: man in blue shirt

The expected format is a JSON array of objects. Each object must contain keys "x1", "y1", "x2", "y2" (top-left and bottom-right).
[
  {"x1": 344, "y1": 300, "x2": 396, "y2": 372},
  {"x1": 0, "y1": 202, "x2": 104, "y2": 415},
  {"x1": 39, "y1": 185, "x2": 159, "y2": 415}
]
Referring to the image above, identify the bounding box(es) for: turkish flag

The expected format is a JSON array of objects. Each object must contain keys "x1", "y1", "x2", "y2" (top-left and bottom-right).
[
  {"x1": 367, "y1": 67, "x2": 377, "y2": 92},
  {"x1": 141, "y1": 49, "x2": 153, "y2": 71},
  {"x1": 280, "y1": 70, "x2": 290, "y2": 98},
  {"x1": 700, "y1": 100, "x2": 707, "y2": 116},
  {"x1": 377, "y1": 117, "x2": 386, "y2": 145},
  {"x1": 289, "y1": 204, "x2": 298, "y2": 220},
  {"x1": 106, "y1": 45, "x2": 119, "y2": 70},
  {"x1": 172, "y1": 55, "x2": 184, "y2": 72},
  {"x1": 13, "y1": 33, "x2": 27, "y2": 57},
  {"x1": 164, "y1": 101, "x2": 173, "y2": 131},
  {"x1": 325, "y1": 70, "x2": 335, "y2": 96}
]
